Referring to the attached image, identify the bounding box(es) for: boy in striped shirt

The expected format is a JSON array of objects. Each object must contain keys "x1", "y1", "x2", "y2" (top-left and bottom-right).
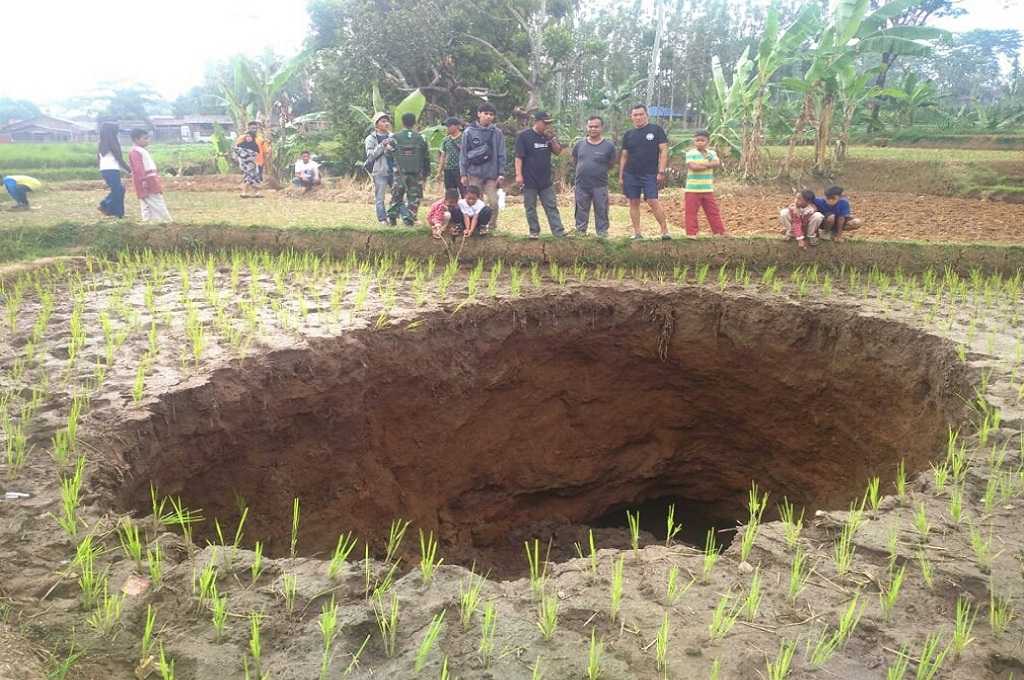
[{"x1": 684, "y1": 130, "x2": 727, "y2": 237}]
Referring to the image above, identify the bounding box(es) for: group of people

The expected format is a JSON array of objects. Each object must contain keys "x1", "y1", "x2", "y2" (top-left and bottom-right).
[
  {"x1": 233, "y1": 121, "x2": 322, "y2": 198},
  {"x1": 367, "y1": 103, "x2": 743, "y2": 241},
  {"x1": 780, "y1": 186, "x2": 862, "y2": 247}
]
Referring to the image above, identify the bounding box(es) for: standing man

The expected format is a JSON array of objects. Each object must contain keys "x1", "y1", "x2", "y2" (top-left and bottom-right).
[
  {"x1": 364, "y1": 112, "x2": 396, "y2": 225},
  {"x1": 236, "y1": 121, "x2": 271, "y2": 182},
  {"x1": 388, "y1": 112, "x2": 431, "y2": 226},
  {"x1": 460, "y1": 103, "x2": 506, "y2": 230},
  {"x1": 572, "y1": 116, "x2": 617, "y2": 238},
  {"x1": 515, "y1": 111, "x2": 566, "y2": 239},
  {"x1": 437, "y1": 116, "x2": 464, "y2": 196},
  {"x1": 619, "y1": 104, "x2": 670, "y2": 240}
]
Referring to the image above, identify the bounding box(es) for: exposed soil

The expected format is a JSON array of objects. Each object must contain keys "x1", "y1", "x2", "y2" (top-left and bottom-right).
[
  {"x1": 1, "y1": 250, "x2": 1022, "y2": 680},
  {"x1": 107, "y1": 288, "x2": 969, "y2": 579}
]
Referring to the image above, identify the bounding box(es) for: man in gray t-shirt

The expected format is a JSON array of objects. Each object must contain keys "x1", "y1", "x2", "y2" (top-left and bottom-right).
[{"x1": 571, "y1": 116, "x2": 617, "y2": 237}]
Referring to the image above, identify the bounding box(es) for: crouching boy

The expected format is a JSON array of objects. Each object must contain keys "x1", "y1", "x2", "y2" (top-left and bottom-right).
[
  {"x1": 814, "y1": 185, "x2": 862, "y2": 241},
  {"x1": 456, "y1": 185, "x2": 493, "y2": 237},
  {"x1": 427, "y1": 188, "x2": 463, "y2": 239},
  {"x1": 780, "y1": 189, "x2": 823, "y2": 248}
]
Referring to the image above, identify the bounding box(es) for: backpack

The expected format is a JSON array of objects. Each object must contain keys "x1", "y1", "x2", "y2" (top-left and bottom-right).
[
  {"x1": 394, "y1": 130, "x2": 425, "y2": 174},
  {"x1": 465, "y1": 126, "x2": 496, "y2": 167}
]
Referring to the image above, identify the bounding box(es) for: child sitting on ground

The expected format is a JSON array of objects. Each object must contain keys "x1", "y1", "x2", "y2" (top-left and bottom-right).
[
  {"x1": 427, "y1": 188, "x2": 463, "y2": 239},
  {"x1": 457, "y1": 185, "x2": 493, "y2": 237},
  {"x1": 814, "y1": 185, "x2": 862, "y2": 241},
  {"x1": 780, "y1": 189, "x2": 824, "y2": 249}
]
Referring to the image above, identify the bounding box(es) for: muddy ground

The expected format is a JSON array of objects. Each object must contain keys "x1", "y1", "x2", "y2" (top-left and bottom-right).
[{"x1": 1, "y1": 250, "x2": 1023, "y2": 679}]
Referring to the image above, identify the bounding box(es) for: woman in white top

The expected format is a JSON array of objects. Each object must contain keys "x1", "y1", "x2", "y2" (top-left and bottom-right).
[{"x1": 97, "y1": 122, "x2": 130, "y2": 218}]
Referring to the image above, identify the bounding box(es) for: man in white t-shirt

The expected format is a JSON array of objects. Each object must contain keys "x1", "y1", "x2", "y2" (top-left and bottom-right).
[{"x1": 293, "y1": 151, "x2": 321, "y2": 191}]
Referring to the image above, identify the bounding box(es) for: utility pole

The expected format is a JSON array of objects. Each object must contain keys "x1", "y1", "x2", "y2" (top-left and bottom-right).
[{"x1": 646, "y1": 0, "x2": 666, "y2": 108}]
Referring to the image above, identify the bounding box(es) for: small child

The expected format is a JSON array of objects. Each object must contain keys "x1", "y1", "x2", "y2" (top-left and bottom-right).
[
  {"x1": 814, "y1": 185, "x2": 861, "y2": 241},
  {"x1": 128, "y1": 129, "x2": 172, "y2": 223},
  {"x1": 684, "y1": 130, "x2": 727, "y2": 237},
  {"x1": 780, "y1": 189, "x2": 823, "y2": 249},
  {"x1": 3, "y1": 175, "x2": 41, "y2": 211},
  {"x1": 427, "y1": 188, "x2": 463, "y2": 239},
  {"x1": 457, "y1": 185, "x2": 493, "y2": 237}
]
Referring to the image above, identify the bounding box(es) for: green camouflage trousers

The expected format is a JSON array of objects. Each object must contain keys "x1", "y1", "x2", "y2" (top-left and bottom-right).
[{"x1": 387, "y1": 173, "x2": 424, "y2": 224}]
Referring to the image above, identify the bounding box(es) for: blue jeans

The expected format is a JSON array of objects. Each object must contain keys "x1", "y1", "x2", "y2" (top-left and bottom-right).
[
  {"x1": 373, "y1": 174, "x2": 391, "y2": 222},
  {"x1": 99, "y1": 170, "x2": 125, "y2": 217},
  {"x1": 3, "y1": 177, "x2": 29, "y2": 206}
]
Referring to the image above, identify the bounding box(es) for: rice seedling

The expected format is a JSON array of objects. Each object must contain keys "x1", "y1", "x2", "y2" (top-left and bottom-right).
[
  {"x1": 251, "y1": 541, "x2": 264, "y2": 583},
  {"x1": 623, "y1": 509, "x2": 641, "y2": 557},
  {"x1": 438, "y1": 656, "x2": 453, "y2": 680},
  {"x1": 788, "y1": 546, "x2": 811, "y2": 603},
  {"x1": 537, "y1": 593, "x2": 559, "y2": 641},
  {"x1": 701, "y1": 529, "x2": 719, "y2": 583},
  {"x1": 248, "y1": 612, "x2": 264, "y2": 677},
  {"x1": 778, "y1": 498, "x2": 804, "y2": 548},
  {"x1": 969, "y1": 524, "x2": 993, "y2": 572},
  {"x1": 211, "y1": 588, "x2": 229, "y2": 640},
  {"x1": 740, "y1": 482, "x2": 768, "y2": 562},
  {"x1": 865, "y1": 477, "x2": 881, "y2": 512},
  {"x1": 509, "y1": 266, "x2": 522, "y2": 297},
  {"x1": 895, "y1": 459, "x2": 907, "y2": 499},
  {"x1": 373, "y1": 591, "x2": 400, "y2": 657},
  {"x1": 478, "y1": 601, "x2": 497, "y2": 667},
  {"x1": 989, "y1": 588, "x2": 1015, "y2": 635},
  {"x1": 743, "y1": 567, "x2": 762, "y2": 622},
  {"x1": 415, "y1": 610, "x2": 446, "y2": 672},
  {"x1": 139, "y1": 603, "x2": 156, "y2": 665},
  {"x1": 707, "y1": 592, "x2": 742, "y2": 640},
  {"x1": 281, "y1": 572, "x2": 298, "y2": 613},
  {"x1": 709, "y1": 658, "x2": 721, "y2": 680},
  {"x1": 913, "y1": 502, "x2": 931, "y2": 542},
  {"x1": 328, "y1": 531, "x2": 358, "y2": 579},
  {"x1": 666, "y1": 565, "x2": 693, "y2": 605},
  {"x1": 879, "y1": 564, "x2": 906, "y2": 621},
  {"x1": 287, "y1": 497, "x2": 301, "y2": 558},
  {"x1": 914, "y1": 633, "x2": 949, "y2": 680},
  {"x1": 586, "y1": 628, "x2": 605, "y2": 680},
  {"x1": 57, "y1": 456, "x2": 86, "y2": 538},
  {"x1": 948, "y1": 486, "x2": 964, "y2": 524},
  {"x1": 609, "y1": 555, "x2": 625, "y2": 622},
  {"x1": 419, "y1": 529, "x2": 443, "y2": 585},
  {"x1": 655, "y1": 612, "x2": 670, "y2": 675},
  {"x1": 765, "y1": 640, "x2": 796, "y2": 680},
  {"x1": 195, "y1": 559, "x2": 218, "y2": 609},
  {"x1": 695, "y1": 263, "x2": 710, "y2": 286},
  {"x1": 886, "y1": 644, "x2": 910, "y2": 680},
  {"x1": 525, "y1": 539, "x2": 550, "y2": 597},
  {"x1": 385, "y1": 518, "x2": 410, "y2": 564},
  {"x1": 459, "y1": 567, "x2": 486, "y2": 630},
  {"x1": 573, "y1": 529, "x2": 598, "y2": 579},
  {"x1": 86, "y1": 581, "x2": 124, "y2": 637},
  {"x1": 158, "y1": 643, "x2": 175, "y2": 680},
  {"x1": 917, "y1": 548, "x2": 934, "y2": 589},
  {"x1": 951, "y1": 595, "x2": 977, "y2": 658},
  {"x1": 147, "y1": 541, "x2": 164, "y2": 588},
  {"x1": 343, "y1": 634, "x2": 371, "y2": 677},
  {"x1": 833, "y1": 522, "x2": 857, "y2": 577}
]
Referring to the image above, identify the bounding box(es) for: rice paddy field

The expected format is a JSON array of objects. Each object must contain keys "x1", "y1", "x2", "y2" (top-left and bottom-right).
[
  {"x1": 2, "y1": 138, "x2": 1024, "y2": 679},
  {"x1": 1, "y1": 243, "x2": 1024, "y2": 679}
]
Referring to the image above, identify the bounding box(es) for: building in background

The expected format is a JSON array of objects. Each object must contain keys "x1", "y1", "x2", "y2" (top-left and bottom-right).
[{"x1": 0, "y1": 115, "x2": 97, "y2": 143}]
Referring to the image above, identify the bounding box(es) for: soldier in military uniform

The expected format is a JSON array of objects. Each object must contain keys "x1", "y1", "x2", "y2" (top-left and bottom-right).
[{"x1": 387, "y1": 112, "x2": 431, "y2": 226}]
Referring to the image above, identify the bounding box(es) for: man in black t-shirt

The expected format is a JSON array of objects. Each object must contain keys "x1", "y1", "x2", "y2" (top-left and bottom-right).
[
  {"x1": 619, "y1": 104, "x2": 670, "y2": 240},
  {"x1": 515, "y1": 111, "x2": 566, "y2": 238}
]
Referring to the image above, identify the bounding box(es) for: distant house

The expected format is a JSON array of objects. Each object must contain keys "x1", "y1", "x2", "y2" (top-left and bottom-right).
[
  {"x1": 0, "y1": 115, "x2": 97, "y2": 143},
  {"x1": 149, "y1": 115, "x2": 235, "y2": 143},
  {"x1": 647, "y1": 106, "x2": 685, "y2": 120}
]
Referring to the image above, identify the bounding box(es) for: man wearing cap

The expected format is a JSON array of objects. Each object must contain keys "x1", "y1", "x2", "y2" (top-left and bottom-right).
[
  {"x1": 514, "y1": 111, "x2": 566, "y2": 239},
  {"x1": 364, "y1": 112, "x2": 396, "y2": 225},
  {"x1": 437, "y1": 116, "x2": 464, "y2": 196}
]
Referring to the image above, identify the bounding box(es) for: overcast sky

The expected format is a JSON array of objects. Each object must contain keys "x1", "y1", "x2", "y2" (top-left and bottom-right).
[{"x1": 3, "y1": 0, "x2": 1022, "y2": 110}]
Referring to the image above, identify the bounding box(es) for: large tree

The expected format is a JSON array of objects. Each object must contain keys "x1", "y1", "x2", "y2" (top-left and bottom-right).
[{"x1": 0, "y1": 98, "x2": 41, "y2": 124}]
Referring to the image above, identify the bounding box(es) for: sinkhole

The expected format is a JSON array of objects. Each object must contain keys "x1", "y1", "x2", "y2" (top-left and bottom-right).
[{"x1": 107, "y1": 287, "x2": 970, "y2": 577}]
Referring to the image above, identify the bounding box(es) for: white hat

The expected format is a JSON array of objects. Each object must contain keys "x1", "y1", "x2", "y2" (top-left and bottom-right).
[{"x1": 372, "y1": 112, "x2": 390, "y2": 125}]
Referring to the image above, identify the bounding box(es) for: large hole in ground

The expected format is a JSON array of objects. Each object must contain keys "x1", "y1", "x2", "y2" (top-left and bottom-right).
[{"x1": 108, "y1": 288, "x2": 969, "y2": 577}]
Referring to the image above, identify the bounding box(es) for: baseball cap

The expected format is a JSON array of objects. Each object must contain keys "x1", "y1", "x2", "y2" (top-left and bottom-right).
[
  {"x1": 372, "y1": 112, "x2": 390, "y2": 125},
  {"x1": 533, "y1": 111, "x2": 554, "y2": 122}
]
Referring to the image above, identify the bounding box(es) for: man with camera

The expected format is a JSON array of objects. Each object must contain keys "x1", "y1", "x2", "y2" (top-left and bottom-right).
[
  {"x1": 515, "y1": 111, "x2": 566, "y2": 238},
  {"x1": 459, "y1": 103, "x2": 506, "y2": 230},
  {"x1": 364, "y1": 112, "x2": 396, "y2": 225}
]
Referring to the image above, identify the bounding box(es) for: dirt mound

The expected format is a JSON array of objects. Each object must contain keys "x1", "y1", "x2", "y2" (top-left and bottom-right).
[{"x1": 107, "y1": 288, "x2": 969, "y2": 576}]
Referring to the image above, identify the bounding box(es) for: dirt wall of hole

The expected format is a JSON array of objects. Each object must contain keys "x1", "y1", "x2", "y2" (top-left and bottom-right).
[{"x1": 101, "y1": 288, "x2": 971, "y2": 571}]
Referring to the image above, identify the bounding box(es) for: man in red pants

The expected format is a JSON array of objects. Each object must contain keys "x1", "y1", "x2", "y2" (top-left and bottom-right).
[{"x1": 684, "y1": 130, "x2": 728, "y2": 237}]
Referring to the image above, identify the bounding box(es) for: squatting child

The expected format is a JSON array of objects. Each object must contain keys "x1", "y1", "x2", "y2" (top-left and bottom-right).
[
  {"x1": 128, "y1": 129, "x2": 172, "y2": 223},
  {"x1": 457, "y1": 185, "x2": 493, "y2": 237},
  {"x1": 814, "y1": 185, "x2": 862, "y2": 241},
  {"x1": 427, "y1": 188, "x2": 463, "y2": 239},
  {"x1": 780, "y1": 189, "x2": 824, "y2": 249}
]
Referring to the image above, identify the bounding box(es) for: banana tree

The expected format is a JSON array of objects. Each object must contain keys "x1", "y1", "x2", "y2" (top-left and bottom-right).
[
  {"x1": 887, "y1": 72, "x2": 941, "y2": 125},
  {"x1": 237, "y1": 51, "x2": 312, "y2": 129},
  {"x1": 704, "y1": 50, "x2": 754, "y2": 159},
  {"x1": 783, "y1": 0, "x2": 945, "y2": 174},
  {"x1": 835, "y1": 66, "x2": 898, "y2": 160}
]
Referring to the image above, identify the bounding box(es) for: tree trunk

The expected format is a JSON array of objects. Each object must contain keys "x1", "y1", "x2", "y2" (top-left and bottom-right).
[
  {"x1": 814, "y1": 94, "x2": 835, "y2": 174},
  {"x1": 741, "y1": 96, "x2": 765, "y2": 179},
  {"x1": 868, "y1": 53, "x2": 897, "y2": 130},
  {"x1": 783, "y1": 92, "x2": 814, "y2": 175},
  {"x1": 837, "y1": 107, "x2": 855, "y2": 162}
]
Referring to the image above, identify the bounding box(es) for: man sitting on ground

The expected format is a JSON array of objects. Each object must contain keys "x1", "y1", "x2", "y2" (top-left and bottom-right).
[{"x1": 293, "y1": 151, "x2": 322, "y2": 192}]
